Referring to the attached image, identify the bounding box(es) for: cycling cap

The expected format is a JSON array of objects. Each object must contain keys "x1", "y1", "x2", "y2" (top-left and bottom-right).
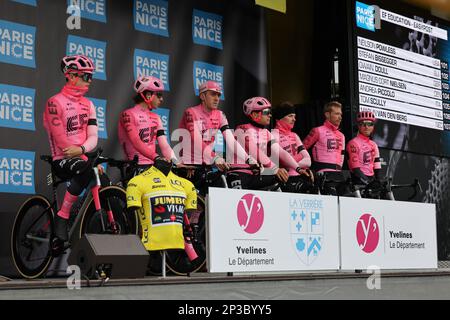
[
  {"x1": 134, "y1": 76, "x2": 165, "y2": 94},
  {"x1": 61, "y1": 55, "x2": 95, "y2": 74},
  {"x1": 273, "y1": 102, "x2": 296, "y2": 120},
  {"x1": 199, "y1": 81, "x2": 222, "y2": 95},
  {"x1": 356, "y1": 111, "x2": 376, "y2": 123},
  {"x1": 243, "y1": 97, "x2": 271, "y2": 115}
]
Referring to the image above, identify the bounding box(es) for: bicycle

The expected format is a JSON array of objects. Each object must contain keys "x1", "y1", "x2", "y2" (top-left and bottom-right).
[
  {"x1": 352, "y1": 177, "x2": 422, "y2": 201},
  {"x1": 11, "y1": 148, "x2": 138, "y2": 279}
]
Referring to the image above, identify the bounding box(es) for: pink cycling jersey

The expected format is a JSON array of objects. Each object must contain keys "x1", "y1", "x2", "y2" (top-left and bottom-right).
[
  {"x1": 43, "y1": 84, "x2": 98, "y2": 161},
  {"x1": 118, "y1": 104, "x2": 175, "y2": 165},
  {"x1": 303, "y1": 120, "x2": 345, "y2": 172},
  {"x1": 274, "y1": 121, "x2": 311, "y2": 176},
  {"x1": 178, "y1": 104, "x2": 229, "y2": 164},
  {"x1": 346, "y1": 133, "x2": 381, "y2": 177},
  {"x1": 232, "y1": 122, "x2": 299, "y2": 172}
]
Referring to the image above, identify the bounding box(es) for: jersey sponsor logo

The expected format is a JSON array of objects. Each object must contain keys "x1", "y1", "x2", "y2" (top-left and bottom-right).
[
  {"x1": 88, "y1": 97, "x2": 107, "y2": 139},
  {"x1": 192, "y1": 9, "x2": 223, "y2": 50},
  {"x1": 66, "y1": 114, "x2": 88, "y2": 133},
  {"x1": 0, "y1": 19, "x2": 36, "y2": 68},
  {"x1": 350, "y1": 145, "x2": 357, "y2": 153},
  {"x1": 355, "y1": 1, "x2": 375, "y2": 32},
  {"x1": 326, "y1": 138, "x2": 342, "y2": 151},
  {"x1": 134, "y1": 0, "x2": 168, "y2": 37},
  {"x1": 0, "y1": 84, "x2": 35, "y2": 131},
  {"x1": 121, "y1": 111, "x2": 131, "y2": 124},
  {"x1": 363, "y1": 151, "x2": 372, "y2": 164},
  {"x1": 10, "y1": 0, "x2": 36, "y2": 6},
  {"x1": 290, "y1": 197, "x2": 324, "y2": 266},
  {"x1": 139, "y1": 127, "x2": 150, "y2": 143},
  {"x1": 151, "y1": 195, "x2": 185, "y2": 225},
  {"x1": 67, "y1": 0, "x2": 106, "y2": 23},
  {"x1": 0, "y1": 148, "x2": 35, "y2": 194},
  {"x1": 47, "y1": 101, "x2": 58, "y2": 115},
  {"x1": 193, "y1": 61, "x2": 225, "y2": 100},
  {"x1": 134, "y1": 49, "x2": 170, "y2": 91},
  {"x1": 170, "y1": 179, "x2": 184, "y2": 190},
  {"x1": 66, "y1": 35, "x2": 107, "y2": 80},
  {"x1": 153, "y1": 177, "x2": 161, "y2": 183}
]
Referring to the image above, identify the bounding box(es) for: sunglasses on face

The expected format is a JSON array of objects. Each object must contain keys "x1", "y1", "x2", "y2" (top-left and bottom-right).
[
  {"x1": 260, "y1": 108, "x2": 271, "y2": 116},
  {"x1": 78, "y1": 73, "x2": 93, "y2": 82},
  {"x1": 359, "y1": 121, "x2": 374, "y2": 127},
  {"x1": 155, "y1": 92, "x2": 163, "y2": 99}
]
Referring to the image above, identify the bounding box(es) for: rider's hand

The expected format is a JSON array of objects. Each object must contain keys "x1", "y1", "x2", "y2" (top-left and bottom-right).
[
  {"x1": 186, "y1": 168, "x2": 195, "y2": 179},
  {"x1": 296, "y1": 167, "x2": 314, "y2": 183},
  {"x1": 174, "y1": 162, "x2": 188, "y2": 169},
  {"x1": 63, "y1": 145, "x2": 83, "y2": 158},
  {"x1": 214, "y1": 156, "x2": 230, "y2": 172},
  {"x1": 97, "y1": 165, "x2": 104, "y2": 175},
  {"x1": 275, "y1": 168, "x2": 289, "y2": 183},
  {"x1": 247, "y1": 157, "x2": 262, "y2": 175}
]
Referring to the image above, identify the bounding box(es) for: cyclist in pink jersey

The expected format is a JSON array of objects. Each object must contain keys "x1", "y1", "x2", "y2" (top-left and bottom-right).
[
  {"x1": 272, "y1": 101, "x2": 315, "y2": 193},
  {"x1": 118, "y1": 76, "x2": 180, "y2": 176},
  {"x1": 178, "y1": 81, "x2": 256, "y2": 173},
  {"x1": 43, "y1": 55, "x2": 98, "y2": 245},
  {"x1": 347, "y1": 111, "x2": 381, "y2": 185},
  {"x1": 228, "y1": 97, "x2": 305, "y2": 190},
  {"x1": 303, "y1": 101, "x2": 345, "y2": 172}
]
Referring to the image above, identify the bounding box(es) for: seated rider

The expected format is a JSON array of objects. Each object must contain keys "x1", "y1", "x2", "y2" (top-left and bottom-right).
[
  {"x1": 272, "y1": 101, "x2": 315, "y2": 193},
  {"x1": 228, "y1": 97, "x2": 306, "y2": 190},
  {"x1": 177, "y1": 81, "x2": 257, "y2": 186},
  {"x1": 303, "y1": 101, "x2": 347, "y2": 195},
  {"x1": 118, "y1": 76, "x2": 181, "y2": 178},
  {"x1": 347, "y1": 111, "x2": 381, "y2": 186},
  {"x1": 43, "y1": 55, "x2": 99, "y2": 249}
]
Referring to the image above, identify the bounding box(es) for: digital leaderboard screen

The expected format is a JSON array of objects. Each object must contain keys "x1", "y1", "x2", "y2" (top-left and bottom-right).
[{"x1": 351, "y1": 0, "x2": 450, "y2": 156}]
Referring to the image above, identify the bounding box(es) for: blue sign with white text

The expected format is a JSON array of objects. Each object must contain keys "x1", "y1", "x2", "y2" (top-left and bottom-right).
[
  {"x1": 134, "y1": 0, "x2": 169, "y2": 37},
  {"x1": 0, "y1": 84, "x2": 35, "y2": 131},
  {"x1": 134, "y1": 49, "x2": 170, "y2": 91},
  {"x1": 67, "y1": 35, "x2": 107, "y2": 80},
  {"x1": 192, "y1": 9, "x2": 223, "y2": 49},
  {"x1": 153, "y1": 107, "x2": 170, "y2": 142},
  {"x1": 193, "y1": 61, "x2": 224, "y2": 100},
  {"x1": 67, "y1": 0, "x2": 107, "y2": 23},
  {"x1": 0, "y1": 19, "x2": 36, "y2": 68},
  {"x1": 0, "y1": 149, "x2": 35, "y2": 194},
  {"x1": 88, "y1": 97, "x2": 107, "y2": 139},
  {"x1": 355, "y1": 1, "x2": 375, "y2": 32}
]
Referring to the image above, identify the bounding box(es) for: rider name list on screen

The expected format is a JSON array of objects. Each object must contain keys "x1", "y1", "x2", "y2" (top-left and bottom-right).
[{"x1": 354, "y1": 1, "x2": 449, "y2": 132}]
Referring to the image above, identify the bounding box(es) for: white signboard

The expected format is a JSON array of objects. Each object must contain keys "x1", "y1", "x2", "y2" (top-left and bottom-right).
[
  {"x1": 340, "y1": 197, "x2": 437, "y2": 269},
  {"x1": 207, "y1": 188, "x2": 340, "y2": 272}
]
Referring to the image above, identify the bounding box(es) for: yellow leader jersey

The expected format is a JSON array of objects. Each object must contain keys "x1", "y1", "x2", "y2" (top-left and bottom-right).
[{"x1": 126, "y1": 166, "x2": 197, "y2": 251}]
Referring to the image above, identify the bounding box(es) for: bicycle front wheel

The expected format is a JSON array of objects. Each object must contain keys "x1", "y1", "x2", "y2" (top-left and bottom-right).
[
  {"x1": 79, "y1": 185, "x2": 138, "y2": 238},
  {"x1": 11, "y1": 196, "x2": 54, "y2": 279},
  {"x1": 165, "y1": 195, "x2": 207, "y2": 276}
]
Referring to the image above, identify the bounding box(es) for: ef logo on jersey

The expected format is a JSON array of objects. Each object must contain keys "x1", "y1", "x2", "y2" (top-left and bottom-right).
[
  {"x1": 363, "y1": 151, "x2": 372, "y2": 164},
  {"x1": 327, "y1": 139, "x2": 341, "y2": 151}
]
